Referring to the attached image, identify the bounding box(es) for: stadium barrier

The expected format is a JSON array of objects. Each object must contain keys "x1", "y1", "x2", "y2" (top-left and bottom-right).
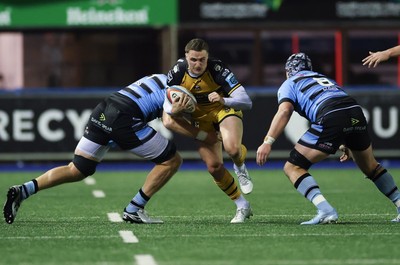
[{"x1": 0, "y1": 88, "x2": 399, "y2": 161}]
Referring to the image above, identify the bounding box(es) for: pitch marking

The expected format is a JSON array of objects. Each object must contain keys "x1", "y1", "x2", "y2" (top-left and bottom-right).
[
  {"x1": 107, "y1": 212, "x2": 123, "y2": 222},
  {"x1": 135, "y1": 254, "x2": 158, "y2": 265},
  {"x1": 119, "y1": 230, "x2": 138, "y2": 243},
  {"x1": 92, "y1": 190, "x2": 105, "y2": 198},
  {"x1": 83, "y1": 176, "x2": 96, "y2": 185}
]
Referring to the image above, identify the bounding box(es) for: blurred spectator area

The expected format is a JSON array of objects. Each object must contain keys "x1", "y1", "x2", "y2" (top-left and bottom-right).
[{"x1": 0, "y1": 28, "x2": 399, "y2": 89}]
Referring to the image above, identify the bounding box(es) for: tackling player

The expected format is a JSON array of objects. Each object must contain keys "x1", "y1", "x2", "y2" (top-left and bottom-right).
[
  {"x1": 256, "y1": 53, "x2": 400, "y2": 224},
  {"x1": 163, "y1": 38, "x2": 253, "y2": 223},
  {"x1": 3, "y1": 74, "x2": 207, "y2": 224}
]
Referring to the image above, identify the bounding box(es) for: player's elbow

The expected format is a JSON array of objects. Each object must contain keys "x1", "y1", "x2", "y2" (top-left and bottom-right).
[{"x1": 162, "y1": 113, "x2": 176, "y2": 131}]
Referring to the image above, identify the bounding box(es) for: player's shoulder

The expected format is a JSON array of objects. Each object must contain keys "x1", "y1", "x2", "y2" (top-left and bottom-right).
[
  {"x1": 167, "y1": 58, "x2": 187, "y2": 85},
  {"x1": 207, "y1": 58, "x2": 230, "y2": 74}
]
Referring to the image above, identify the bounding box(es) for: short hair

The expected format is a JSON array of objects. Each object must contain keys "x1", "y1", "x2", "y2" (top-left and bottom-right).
[
  {"x1": 285, "y1": 53, "x2": 313, "y2": 77},
  {"x1": 185, "y1": 38, "x2": 209, "y2": 53}
]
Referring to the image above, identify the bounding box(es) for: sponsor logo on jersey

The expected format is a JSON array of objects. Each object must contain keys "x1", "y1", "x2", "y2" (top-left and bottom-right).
[
  {"x1": 351, "y1": 118, "x2": 359, "y2": 125},
  {"x1": 214, "y1": 64, "x2": 222, "y2": 72},
  {"x1": 222, "y1": 69, "x2": 230, "y2": 77},
  {"x1": 100, "y1": 113, "x2": 106, "y2": 121}
]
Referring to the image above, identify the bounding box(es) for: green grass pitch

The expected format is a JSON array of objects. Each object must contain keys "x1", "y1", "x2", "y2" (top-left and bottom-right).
[{"x1": 1, "y1": 166, "x2": 400, "y2": 265}]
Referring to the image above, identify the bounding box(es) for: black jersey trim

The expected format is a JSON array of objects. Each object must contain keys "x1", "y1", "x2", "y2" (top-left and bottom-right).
[
  {"x1": 293, "y1": 74, "x2": 325, "y2": 83},
  {"x1": 300, "y1": 81, "x2": 318, "y2": 93},
  {"x1": 139, "y1": 83, "x2": 153, "y2": 94},
  {"x1": 123, "y1": 87, "x2": 141, "y2": 98},
  {"x1": 310, "y1": 89, "x2": 324, "y2": 100},
  {"x1": 151, "y1": 75, "x2": 165, "y2": 90}
]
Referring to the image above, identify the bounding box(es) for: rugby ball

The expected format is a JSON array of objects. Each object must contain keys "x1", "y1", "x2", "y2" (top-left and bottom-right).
[{"x1": 166, "y1": 85, "x2": 197, "y2": 113}]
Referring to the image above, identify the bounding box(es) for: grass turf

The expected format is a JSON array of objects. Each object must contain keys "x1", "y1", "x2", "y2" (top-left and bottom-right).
[{"x1": 1, "y1": 167, "x2": 400, "y2": 265}]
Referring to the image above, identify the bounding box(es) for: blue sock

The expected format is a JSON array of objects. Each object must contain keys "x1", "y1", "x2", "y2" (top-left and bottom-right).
[
  {"x1": 20, "y1": 179, "x2": 38, "y2": 200},
  {"x1": 125, "y1": 188, "x2": 150, "y2": 213},
  {"x1": 371, "y1": 170, "x2": 400, "y2": 212},
  {"x1": 295, "y1": 173, "x2": 334, "y2": 213}
]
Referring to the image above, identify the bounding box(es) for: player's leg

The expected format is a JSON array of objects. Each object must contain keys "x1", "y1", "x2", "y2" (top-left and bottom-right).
[
  {"x1": 284, "y1": 142, "x2": 338, "y2": 225},
  {"x1": 121, "y1": 130, "x2": 182, "y2": 224},
  {"x1": 344, "y1": 105, "x2": 400, "y2": 222},
  {"x1": 3, "y1": 137, "x2": 107, "y2": 224},
  {"x1": 219, "y1": 113, "x2": 253, "y2": 194},
  {"x1": 197, "y1": 140, "x2": 252, "y2": 223},
  {"x1": 351, "y1": 145, "x2": 400, "y2": 222}
]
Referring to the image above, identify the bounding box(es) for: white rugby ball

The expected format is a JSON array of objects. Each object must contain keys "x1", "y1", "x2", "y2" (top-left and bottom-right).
[{"x1": 166, "y1": 85, "x2": 197, "y2": 113}]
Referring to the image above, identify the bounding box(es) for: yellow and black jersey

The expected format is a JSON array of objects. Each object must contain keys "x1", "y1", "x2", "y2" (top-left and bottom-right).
[{"x1": 166, "y1": 57, "x2": 242, "y2": 109}]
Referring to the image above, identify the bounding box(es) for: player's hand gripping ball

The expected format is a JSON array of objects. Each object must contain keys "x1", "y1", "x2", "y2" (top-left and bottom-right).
[{"x1": 166, "y1": 85, "x2": 197, "y2": 113}]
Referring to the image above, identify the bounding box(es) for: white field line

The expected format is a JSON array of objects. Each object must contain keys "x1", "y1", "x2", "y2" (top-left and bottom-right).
[
  {"x1": 107, "y1": 212, "x2": 123, "y2": 222},
  {"x1": 83, "y1": 176, "x2": 96, "y2": 185},
  {"x1": 1, "y1": 235, "x2": 120, "y2": 240},
  {"x1": 119, "y1": 230, "x2": 138, "y2": 243},
  {"x1": 92, "y1": 190, "x2": 106, "y2": 198},
  {"x1": 3, "y1": 231, "x2": 400, "y2": 241},
  {"x1": 158, "y1": 213, "x2": 397, "y2": 218},
  {"x1": 134, "y1": 254, "x2": 158, "y2": 265},
  {"x1": 242, "y1": 259, "x2": 400, "y2": 265}
]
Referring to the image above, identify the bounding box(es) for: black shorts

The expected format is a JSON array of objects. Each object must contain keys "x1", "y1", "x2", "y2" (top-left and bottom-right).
[
  {"x1": 82, "y1": 94, "x2": 176, "y2": 163},
  {"x1": 299, "y1": 106, "x2": 371, "y2": 154}
]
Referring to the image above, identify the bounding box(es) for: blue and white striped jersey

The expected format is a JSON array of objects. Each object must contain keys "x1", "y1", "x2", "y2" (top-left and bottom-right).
[
  {"x1": 277, "y1": 70, "x2": 348, "y2": 123},
  {"x1": 118, "y1": 74, "x2": 167, "y2": 122}
]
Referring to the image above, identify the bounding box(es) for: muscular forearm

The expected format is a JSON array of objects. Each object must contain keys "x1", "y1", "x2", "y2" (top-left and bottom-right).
[{"x1": 386, "y1": 45, "x2": 400, "y2": 58}]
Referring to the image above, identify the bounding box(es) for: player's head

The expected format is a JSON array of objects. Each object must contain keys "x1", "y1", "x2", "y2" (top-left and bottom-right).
[
  {"x1": 185, "y1": 38, "x2": 209, "y2": 75},
  {"x1": 285, "y1": 53, "x2": 312, "y2": 77}
]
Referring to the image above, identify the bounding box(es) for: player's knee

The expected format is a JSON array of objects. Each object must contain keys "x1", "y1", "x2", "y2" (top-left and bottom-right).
[
  {"x1": 72, "y1": 155, "x2": 99, "y2": 177},
  {"x1": 165, "y1": 152, "x2": 183, "y2": 172},
  {"x1": 224, "y1": 144, "x2": 240, "y2": 159},
  {"x1": 206, "y1": 161, "x2": 224, "y2": 176},
  {"x1": 286, "y1": 149, "x2": 312, "y2": 171}
]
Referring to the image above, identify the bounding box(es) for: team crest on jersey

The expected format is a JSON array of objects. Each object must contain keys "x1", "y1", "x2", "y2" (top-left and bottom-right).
[
  {"x1": 173, "y1": 65, "x2": 179, "y2": 73},
  {"x1": 224, "y1": 107, "x2": 231, "y2": 113},
  {"x1": 214, "y1": 64, "x2": 222, "y2": 72}
]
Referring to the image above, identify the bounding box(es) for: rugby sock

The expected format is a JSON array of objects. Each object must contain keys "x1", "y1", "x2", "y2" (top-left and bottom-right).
[
  {"x1": 20, "y1": 179, "x2": 38, "y2": 200},
  {"x1": 214, "y1": 169, "x2": 241, "y2": 200},
  {"x1": 370, "y1": 169, "x2": 400, "y2": 212},
  {"x1": 234, "y1": 195, "x2": 250, "y2": 209},
  {"x1": 125, "y1": 188, "x2": 149, "y2": 213},
  {"x1": 294, "y1": 173, "x2": 334, "y2": 213},
  {"x1": 233, "y1": 144, "x2": 247, "y2": 167}
]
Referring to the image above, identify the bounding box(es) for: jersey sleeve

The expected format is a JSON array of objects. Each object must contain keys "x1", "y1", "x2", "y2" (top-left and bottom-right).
[
  {"x1": 167, "y1": 58, "x2": 187, "y2": 86},
  {"x1": 208, "y1": 59, "x2": 241, "y2": 95},
  {"x1": 277, "y1": 79, "x2": 296, "y2": 106}
]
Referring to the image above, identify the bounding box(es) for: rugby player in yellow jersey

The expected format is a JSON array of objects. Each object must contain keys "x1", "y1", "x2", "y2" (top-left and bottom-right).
[{"x1": 163, "y1": 38, "x2": 253, "y2": 223}]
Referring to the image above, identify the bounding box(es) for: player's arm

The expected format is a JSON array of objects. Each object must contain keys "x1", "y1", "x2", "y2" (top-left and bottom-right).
[
  {"x1": 161, "y1": 111, "x2": 218, "y2": 145},
  {"x1": 256, "y1": 101, "x2": 294, "y2": 166},
  {"x1": 208, "y1": 85, "x2": 252, "y2": 110},
  {"x1": 362, "y1": 45, "x2": 400, "y2": 68}
]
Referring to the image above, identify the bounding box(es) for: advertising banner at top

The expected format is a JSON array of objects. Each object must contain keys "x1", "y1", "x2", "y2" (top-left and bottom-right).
[
  {"x1": 0, "y1": 0, "x2": 177, "y2": 28},
  {"x1": 180, "y1": 0, "x2": 400, "y2": 23}
]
